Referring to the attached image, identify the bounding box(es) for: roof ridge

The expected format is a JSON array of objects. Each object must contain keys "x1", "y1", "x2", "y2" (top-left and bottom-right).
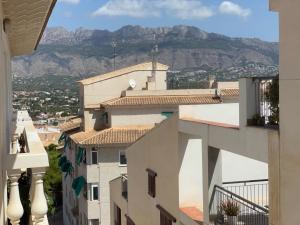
[{"x1": 79, "y1": 61, "x2": 169, "y2": 85}]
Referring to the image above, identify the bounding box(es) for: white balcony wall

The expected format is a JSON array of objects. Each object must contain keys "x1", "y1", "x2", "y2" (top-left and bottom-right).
[{"x1": 0, "y1": 3, "x2": 12, "y2": 223}]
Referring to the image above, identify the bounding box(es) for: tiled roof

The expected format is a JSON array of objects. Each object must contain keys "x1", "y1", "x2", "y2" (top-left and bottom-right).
[
  {"x1": 79, "y1": 62, "x2": 169, "y2": 85},
  {"x1": 70, "y1": 126, "x2": 153, "y2": 146},
  {"x1": 180, "y1": 207, "x2": 203, "y2": 222},
  {"x1": 220, "y1": 89, "x2": 239, "y2": 97},
  {"x1": 59, "y1": 117, "x2": 82, "y2": 132},
  {"x1": 101, "y1": 95, "x2": 221, "y2": 108}
]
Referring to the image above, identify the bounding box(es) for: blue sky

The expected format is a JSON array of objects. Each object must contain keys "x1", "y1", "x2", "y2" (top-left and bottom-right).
[{"x1": 48, "y1": 0, "x2": 279, "y2": 42}]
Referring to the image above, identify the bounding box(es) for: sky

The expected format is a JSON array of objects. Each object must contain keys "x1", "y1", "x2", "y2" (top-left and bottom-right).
[{"x1": 48, "y1": 0, "x2": 279, "y2": 42}]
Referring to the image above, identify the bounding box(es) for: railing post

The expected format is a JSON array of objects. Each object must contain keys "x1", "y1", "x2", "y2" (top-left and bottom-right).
[
  {"x1": 31, "y1": 172, "x2": 48, "y2": 225},
  {"x1": 7, "y1": 173, "x2": 24, "y2": 225}
]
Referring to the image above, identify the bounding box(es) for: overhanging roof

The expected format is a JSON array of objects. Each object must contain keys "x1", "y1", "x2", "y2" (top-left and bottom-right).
[{"x1": 2, "y1": 0, "x2": 57, "y2": 56}]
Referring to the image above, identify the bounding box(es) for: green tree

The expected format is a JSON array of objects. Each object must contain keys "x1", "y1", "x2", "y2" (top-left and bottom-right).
[{"x1": 44, "y1": 144, "x2": 62, "y2": 215}]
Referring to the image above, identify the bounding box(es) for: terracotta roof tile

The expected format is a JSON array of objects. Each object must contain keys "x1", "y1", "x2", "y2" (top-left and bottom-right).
[
  {"x1": 180, "y1": 207, "x2": 203, "y2": 222},
  {"x1": 220, "y1": 89, "x2": 239, "y2": 97},
  {"x1": 70, "y1": 126, "x2": 153, "y2": 146},
  {"x1": 59, "y1": 117, "x2": 82, "y2": 132},
  {"x1": 79, "y1": 62, "x2": 169, "y2": 85},
  {"x1": 101, "y1": 95, "x2": 221, "y2": 108}
]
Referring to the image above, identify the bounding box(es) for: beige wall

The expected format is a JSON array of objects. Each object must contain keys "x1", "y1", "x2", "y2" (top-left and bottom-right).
[
  {"x1": 109, "y1": 107, "x2": 177, "y2": 127},
  {"x1": 178, "y1": 134, "x2": 204, "y2": 210},
  {"x1": 82, "y1": 70, "x2": 167, "y2": 107},
  {"x1": 0, "y1": 3, "x2": 11, "y2": 223},
  {"x1": 74, "y1": 146, "x2": 127, "y2": 224},
  {"x1": 273, "y1": 1, "x2": 300, "y2": 225},
  {"x1": 111, "y1": 116, "x2": 180, "y2": 225},
  {"x1": 84, "y1": 109, "x2": 105, "y2": 131}
]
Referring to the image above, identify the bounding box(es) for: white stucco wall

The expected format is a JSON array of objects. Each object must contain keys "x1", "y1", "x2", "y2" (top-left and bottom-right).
[
  {"x1": 179, "y1": 103, "x2": 239, "y2": 126},
  {"x1": 179, "y1": 135, "x2": 204, "y2": 210},
  {"x1": 110, "y1": 107, "x2": 177, "y2": 127},
  {"x1": 222, "y1": 151, "x2": 268, "y2": 182},
  {"x1": 82, "y1": 70, "x2": 167, "y2": 107},
  {"x1": 0, "y1": 5, "x2": 11, "y2": 224}
]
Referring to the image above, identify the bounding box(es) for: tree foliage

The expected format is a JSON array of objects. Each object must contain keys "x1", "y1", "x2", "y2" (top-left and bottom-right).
[{"x1": 44, "y1": 144, "x2": 62, "y2": 215}]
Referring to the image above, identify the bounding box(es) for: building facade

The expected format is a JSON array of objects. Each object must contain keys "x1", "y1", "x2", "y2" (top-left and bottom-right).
[
  {"x1": 110, "y1": 81, "x2": 273, "y2": 225},
  {"x1": 61, "y1": 62, "x2": 239, "y2": 225}
]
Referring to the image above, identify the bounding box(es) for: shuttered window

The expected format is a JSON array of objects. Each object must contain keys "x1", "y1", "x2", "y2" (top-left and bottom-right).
[
  {"x1": 114, "y1": 204, "x2": 121, "y2": 225},
  {"x1": 157, "y1": 205, "x2": 176, "y2": 225},
  {"x1": 125, "y1": 215, "x2": 135, "y2": 225},
  {"x1": 146, "y1": 168, "x2": 157, "y2": 198}
]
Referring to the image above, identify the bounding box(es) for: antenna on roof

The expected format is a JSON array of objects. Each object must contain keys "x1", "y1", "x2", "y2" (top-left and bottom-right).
[
  {"x1": 112, "y1": 41, "x2": 117, "y2": 71},
  {"x1": 151, "y1": 34, "x2": 158, "y2": 82}
]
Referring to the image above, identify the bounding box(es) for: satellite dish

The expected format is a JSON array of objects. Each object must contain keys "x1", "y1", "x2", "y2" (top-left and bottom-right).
[{"x1": 129, "y1": 79, "x2": 136, "y2": 89}]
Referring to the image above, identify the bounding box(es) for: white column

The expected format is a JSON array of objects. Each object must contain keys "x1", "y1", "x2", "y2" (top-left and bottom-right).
[
  {"x1": 7, "y1": 174, "x2": 24, "y2": 225},
  {"x1": 31, "y1": 172, "x2": 48, "y2": 225}
]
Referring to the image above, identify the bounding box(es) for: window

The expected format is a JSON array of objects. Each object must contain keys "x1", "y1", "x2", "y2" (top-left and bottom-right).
[
  {"x1": 103, "y1": 112, "x2": 109, "y2": 124},
  {"x1": 125, "y1": 215, "x2": 135, "y2": 225},
  {"x1": 114, "y1": 204, "x2": 121, "y2": 225},
  {"x1": 90, "y1": 184, "x2": 99, "y2": 201},
  {"x1": 83, "y1": 183, "x2": 87, "y2": 199},
  {"x1": 83, "y1": 148, "x2": 87, "y2": 164},
  {"x1": 91, "y1": 148, "x2": 98, "y2": 164},
  {"x1": 146, "y1": 168, "x2": 157, "y2": 198},
  {"x1": 157, "y1": 205, "x2": 176, "y2": 225},
  {"x1": 161, "y1": 112, "x2": 174, "y2": 118},
  {"x1": 90, "y1": 219, "x2": 99, "y2": 225},
  {"x1": 119, "y1": 150, "x2": 127, "y2": 166}
]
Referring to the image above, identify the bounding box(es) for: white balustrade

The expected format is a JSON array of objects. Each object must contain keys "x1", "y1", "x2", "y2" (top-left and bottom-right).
[
  {"x1": 31, "y1": 172, "x2": 48, "y2": 225},
  {"x1": 7, "y1": 174, "x2": 24, "y2": 225}
]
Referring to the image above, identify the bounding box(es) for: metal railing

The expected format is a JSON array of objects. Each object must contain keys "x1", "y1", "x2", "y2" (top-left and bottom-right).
[
  {"x1": 223, "y1": 179, "x2": 269, "y2": 209},
  {"x1": 209, "y1": 185, "x2": 268, "y2": 225},
  {"x1": 251, "y1": 77, "x2": 279, "y2": 128}
]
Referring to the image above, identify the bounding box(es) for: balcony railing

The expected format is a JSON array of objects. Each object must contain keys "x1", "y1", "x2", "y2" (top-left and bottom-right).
[
  {"x1": 223, "y1": 179, "x2": 269, "y2": 209},
  {"x1": 6, "y1": 111, "x2": 49, "y2": 225},
  {"x1": 209, "y1": 185, "x2": 268, "y2": 225},
  {"x1": 247, "y1": 77, "x2": 279, "y2": 128}
]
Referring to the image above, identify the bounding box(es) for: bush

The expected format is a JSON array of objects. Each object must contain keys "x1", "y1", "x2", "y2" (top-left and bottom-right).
[{"x1": 220, "y1": 200, "x2": 240, "y2": 216}]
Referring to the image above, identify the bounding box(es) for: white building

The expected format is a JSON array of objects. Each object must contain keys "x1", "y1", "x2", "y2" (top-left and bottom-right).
[{"x1": 60, "y1": 62, "x2": 239, "y2": 225}]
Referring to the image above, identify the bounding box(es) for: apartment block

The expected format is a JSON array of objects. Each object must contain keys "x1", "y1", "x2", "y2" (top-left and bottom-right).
[
  {"x1": 60, "y1": 62, "x2": 239, "y2": 225},
  {"x1": 110, "y1": 77, "x2": 277, "y2": 225}
]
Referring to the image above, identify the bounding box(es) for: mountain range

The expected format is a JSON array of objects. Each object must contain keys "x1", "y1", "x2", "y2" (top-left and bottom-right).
[{"x1": 12, "y1": 25, "x2": 279, "y2": 78}]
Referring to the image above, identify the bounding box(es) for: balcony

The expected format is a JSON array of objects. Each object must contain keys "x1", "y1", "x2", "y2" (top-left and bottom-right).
[
  {"x1": 5, "y1": 111, "x2": 49, "y2": 225},
  {"x1": 241, "y1": 77, "x2": 279, "y2": 129}
]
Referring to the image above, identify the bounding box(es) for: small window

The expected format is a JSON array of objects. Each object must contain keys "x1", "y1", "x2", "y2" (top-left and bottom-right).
[
  {"x1": 90, "y1": 219, "x2": 99, "y2": 225},
  {"x1": 146, "y1": 168, "x2": 157, "y2": 198},
  {"x1": 114, "y1": 204, "x2": 121, "y2": 225},
  {"x1": 125, "y1": 215, "x2": 135, "y2": 225},
  {"x1": 157, "y1": 205, "x2": 176, "y2": 225},
  {"x1": 119, "y1": 151, "x2": 127, "y2": 166},
  {"x1": 103, "y1": 112, "x2": 109, "y2": 124},
  {"x1": 91, "y1": 148, "x2": 98, "y2": 164},
  {"x1": 161, "y1": 112, "x2": 174, "y2": 118},
  {"x1": 160, "y1": 213, "x2": 172, "y2": 225},
  {"x1": 83, "y1": 183, "x2": 87, "y2": 199},
  {"x1": 90, "y1": 184, "x2": 99, "y2": 201},
  {"x1": 83, "y1": 149, "x2": 87, "y2": 164}
]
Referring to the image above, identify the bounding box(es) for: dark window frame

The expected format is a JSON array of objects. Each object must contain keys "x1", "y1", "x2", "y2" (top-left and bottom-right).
[
  {"x1": 146, "y1": 168, "x2": 157, "y2": 198},
  {"x1": 125, "y1": 215, "x2": 135, "y2": 225},
  {"x1": 119, "y1": 150, "x2": 127, "y2": 166},
  {"x1": 91, "y1": 148, "x2": 98, "y2": 165},
  {"x1": 157, "y1": 205, "x2": 176, "y2": 225}
]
